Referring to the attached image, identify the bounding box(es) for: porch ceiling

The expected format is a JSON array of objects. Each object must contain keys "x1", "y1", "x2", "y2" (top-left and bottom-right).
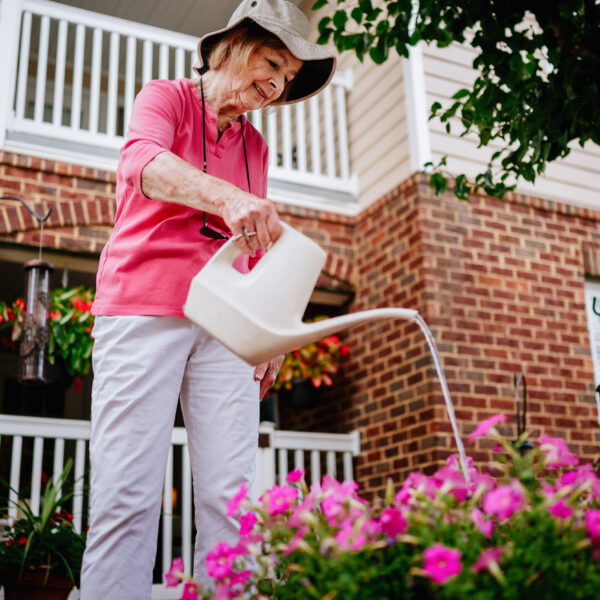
[{"x1": 56, "y1": 0, "x2": 302, "y2": 37}]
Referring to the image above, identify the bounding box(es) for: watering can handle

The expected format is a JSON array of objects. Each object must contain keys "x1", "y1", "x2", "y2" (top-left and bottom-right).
[{"x1": 211, "y1": 221, "x2": 295, "y2": 269}]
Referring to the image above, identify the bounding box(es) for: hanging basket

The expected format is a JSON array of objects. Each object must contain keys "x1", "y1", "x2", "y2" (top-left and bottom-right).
[{"x1": 284, "y1": 378, "x2": 321, "y2": 409}]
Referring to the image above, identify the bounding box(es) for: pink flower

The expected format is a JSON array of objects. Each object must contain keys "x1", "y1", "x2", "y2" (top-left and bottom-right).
[
  {"x1": 164, "y1": 557, "x2": 184, "y2": 587},
  {"x1": 180, "y1": 581, "x2": 198, "y2": 600},
  {"x1": 395, "y1": 472, "x2": 440, "y2": 506},
  {"x1": 586, "y1": 508, "x2": 600, "y2": 544},
  {"x1": 423, "y1": 543, "x2": 462, "y2": 584},
  {"x1": 539, "y1": 434, "x2": 579, "y2": 469},
  {"x1": 263, "y1": 484, "x2": 298, "y2": 516},
  {"x1": 226, "y1": 482, "x2": 248, "y2": 518},
  {"x1": 470, "y1": 508, "x2": 493, "y2": 538},
  {"x1": 472, "y1": 547, "x2": 503, "y2": 573},
  {"x1": 549, "y1": 499, "x2": 573, "y2": 520},
  {"x1": 379, "y1": 507, "x2": 407, "y2": 537},
  {"x1": 206, "y1": 541, "x2": 239, "y2": 579},
  {"x1": 286, "y1": 469, "x2": 305, "y2": 483},
  {"x1": 321, "y1": 477, "x2": 362, "y2": 524},
  {"x1": 239, "y1": 511, "x2": 257, "y2": 536},
  {"x1": 334, "y1": 522, "x2": 367, "y2": 551},
  {"x1": 561, "y1": 464, "x2": 600, "y2": 499},
  {"x1": 284, "y1": 525, "x2": 309, "y2": 556},
  {"x1": 468, "y1": 414, "x2": 507, "y2": 443},
  {"x1": 483, "y1": 481, "x2": 526, "y2": 521}
]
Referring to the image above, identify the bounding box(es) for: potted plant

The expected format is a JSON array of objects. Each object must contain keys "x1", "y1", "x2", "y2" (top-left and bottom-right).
[
  {"x1": 273, "y1": 317, "x2": 350, "y2": 408},
  {"x1": 165, "y1": 416, "x2": 600, "y2": 599},
  {"x1": 0, "y1": 286, "x2": 95, "y2": 382},
  {"x1": 0, "y1": 459, "x2": 87, "y2": 599}
]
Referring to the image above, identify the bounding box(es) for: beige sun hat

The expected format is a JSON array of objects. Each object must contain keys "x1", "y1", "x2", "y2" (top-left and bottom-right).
[{"x1": 196, "y1": 0, "x2": 336, "y2": 105}]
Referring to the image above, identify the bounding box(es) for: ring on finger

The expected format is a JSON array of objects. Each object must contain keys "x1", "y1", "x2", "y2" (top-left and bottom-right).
[{"x1": 242, "y1": 227, "x2": 256, "y2": 244}]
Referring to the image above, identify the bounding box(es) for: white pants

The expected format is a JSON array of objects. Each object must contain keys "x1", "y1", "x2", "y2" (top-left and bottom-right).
[{"x1": 80, "y1": 316, "x2": 259, "y2": 599}]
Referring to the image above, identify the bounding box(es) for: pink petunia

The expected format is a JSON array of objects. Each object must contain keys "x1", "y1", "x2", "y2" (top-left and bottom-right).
[
  {"x1": 561, "y1": 464, "x2": 600, "y2": 500},
  {"x1": 334, "y1": 521, "x2": 367, "y2": 552},
  {"x1": 549, "y1": 499, "x2": 573, "y2": 520},
  {"x1": 472, "y1": 547, "x2": 503, "y2": 573},
  {"x1": 483, "y1": 481, "x2": 526, "y2": 521},
  {"x1": 180, "y1": 581, "x2": 198, "y2": 600},
  {"x1": 470, "y1": 508, "x2": 493, "y2": 538},
  {"x1": 468, "y1": 414, "x2": 507, "y2": 443},
  {"x1": 164, "y1": 557, "x2": 184, "y2": 587},
  {"x1": 226, "y1": 482, "x2": 248, "y2": 518},
  {"x1": 239, "y1": 511, "x2": 257, "y2": 536},
  {"x1": 206, "y1": 541, "x2": 240, "y2": 579},
  {"x1": 423, "y1": 543, "x2": 462, "y2": 584},
  {"x1": 263, "y1": 484, "x2": 298, "y2": 516},
  {"x1": 284, "y1": 525, "x2": 309, "y2": 555},
  {"x1": 286, "y1": 469, "x2": 305, "y2": 483},
  {"x1": 539, "y1": 434, "x2": 579, "y2": 469},
  {"x1": 379, "y1": 506, "x2": 407, "y2": 537},
  {"x1": 585, "y1": 508, "x2": 600, "y2": 544},
  {"x1": 395, "y1": 472, "x2": 440, "y2": 506},
  {"x1": 321, "y1": 477, "x2": 363, "y2": 525}
]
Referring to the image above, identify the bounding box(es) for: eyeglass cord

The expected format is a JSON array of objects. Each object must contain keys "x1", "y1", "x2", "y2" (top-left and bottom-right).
[{"x1": 200, "y1": 75, "x2": 251, "y2": 237}]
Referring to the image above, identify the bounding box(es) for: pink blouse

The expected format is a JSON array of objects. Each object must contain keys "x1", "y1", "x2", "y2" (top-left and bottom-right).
[{"x1": 92, "y1": 78, "x2": 269, "y2": 317}]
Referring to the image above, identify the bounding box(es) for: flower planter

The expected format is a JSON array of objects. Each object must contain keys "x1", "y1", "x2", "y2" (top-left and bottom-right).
[
  {"x1": 3, "y1": 570, "x2": 74, "y2": 600},
  {"x1": 285, "y1": 378, "x2": 320, "y2": 409}
]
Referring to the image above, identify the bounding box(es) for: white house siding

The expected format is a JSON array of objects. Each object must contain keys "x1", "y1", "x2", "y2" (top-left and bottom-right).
[
  {"x1": 303, "y1": 1, "x2": 412, "y2": 209},
  {"x1": 423, "y1": 41, "x2": 600, "y2": 208}
]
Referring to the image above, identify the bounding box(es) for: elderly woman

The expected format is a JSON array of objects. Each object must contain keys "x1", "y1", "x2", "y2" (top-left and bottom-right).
[{"x1": 80, "y1": 0, "x2": 335, "y2": 598}]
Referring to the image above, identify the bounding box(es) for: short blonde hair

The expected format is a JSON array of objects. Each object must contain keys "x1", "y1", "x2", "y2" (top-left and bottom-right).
[{"x1": 207, "y1": 20, "x2": 299, "y2": 104}]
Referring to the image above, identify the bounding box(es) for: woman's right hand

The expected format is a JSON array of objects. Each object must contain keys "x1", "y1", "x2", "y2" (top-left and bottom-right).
[{"x1": 221, "y1": 191, "x2": 281, "y2": 255}]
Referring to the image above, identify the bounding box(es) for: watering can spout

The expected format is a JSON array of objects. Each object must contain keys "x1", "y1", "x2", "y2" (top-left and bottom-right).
[{"x1": 184, "y1": 222, "x2": 418, "y2": 365}]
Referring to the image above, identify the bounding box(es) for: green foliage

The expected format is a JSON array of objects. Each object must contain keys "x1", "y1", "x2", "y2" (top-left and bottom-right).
[
  {"x1": 314, "y1": 0, "x2": 600, "y2": 199},
  {"x1": 0, "y1": 460, "x2": 87, "y2": 585}
]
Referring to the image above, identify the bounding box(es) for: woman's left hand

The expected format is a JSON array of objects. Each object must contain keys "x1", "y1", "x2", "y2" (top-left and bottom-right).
[{"x1": 254, "y1": 355, "x2": 284, "y2": 400}]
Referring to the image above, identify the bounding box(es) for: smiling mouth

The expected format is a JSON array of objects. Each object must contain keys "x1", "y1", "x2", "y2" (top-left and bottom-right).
[{"x1": 253, "y1": 83, "x2": 267, "y2": 100}]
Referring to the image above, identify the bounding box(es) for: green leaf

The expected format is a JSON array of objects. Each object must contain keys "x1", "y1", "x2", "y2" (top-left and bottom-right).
[
  {"x1": 333, "y1": 9, "x2": 348, "y2": 30},
  {"x1": 452, "y1": 88, "x2": 470, "y2": 100},
  {"x1": 311, "y1": 0, "x2": 328, "y2": 10},
  {"x1": 351, "y1": 7, "x2": 364, "y2": 25},
  {"x1": 429, "y1": 172, "x2": 447, "y2": 195}
]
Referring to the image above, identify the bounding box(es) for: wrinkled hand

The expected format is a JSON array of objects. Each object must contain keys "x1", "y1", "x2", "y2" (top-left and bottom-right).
[
  {"x1": 254, "y1": 355, "x2": 284, "y2": 400},
  {"x1": 221, "y1": 192, "x2": 281, "y2": 256}
]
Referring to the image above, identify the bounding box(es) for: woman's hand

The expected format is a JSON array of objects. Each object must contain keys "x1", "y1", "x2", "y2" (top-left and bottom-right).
[
  {"x1": 221, "y1": 192, "x2": 281, "y2": 256},
  {"x1": 254, "y1": 355, "x2": 284, "y2": 400}
]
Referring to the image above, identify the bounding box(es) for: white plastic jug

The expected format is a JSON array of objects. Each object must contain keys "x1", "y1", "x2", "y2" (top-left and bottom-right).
[{"x1": 184, "y1": 222, "x2": 417, "y2": 365}]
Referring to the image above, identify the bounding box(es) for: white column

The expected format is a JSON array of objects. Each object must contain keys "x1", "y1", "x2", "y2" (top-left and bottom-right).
[{"x1": 0, "y1": 0, "x2": 24, "y2": 145}]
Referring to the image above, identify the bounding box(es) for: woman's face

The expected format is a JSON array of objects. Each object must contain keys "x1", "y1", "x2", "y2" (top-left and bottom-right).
[{"x1": 226, "y1": 44, "x2": 303, "y2": 112}]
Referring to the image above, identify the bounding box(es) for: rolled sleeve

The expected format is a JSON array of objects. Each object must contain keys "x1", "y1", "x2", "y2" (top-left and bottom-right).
[{"x1": 119, "y1": 80, "x2": 183, "y2": 198}]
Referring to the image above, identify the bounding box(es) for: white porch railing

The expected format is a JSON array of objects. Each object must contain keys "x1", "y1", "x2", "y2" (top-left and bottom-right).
[
  {"x1": 0, "y1": 0, "x2": 357, "y2": 202},
  {"x1": 0, "y1": 414, "x2": 359, "y2": 599}
]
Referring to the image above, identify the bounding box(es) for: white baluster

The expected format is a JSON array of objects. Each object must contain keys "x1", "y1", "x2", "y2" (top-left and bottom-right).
[
  {"x1": 143, "y1": 39, "x2": 153, "y2": 84},
  {"x1": 336, "y1": 83, "x2": 350, "y2": 180},
  {"x1": 9, "y1": 436, "x2": 23, "y2": 522},
  {"x1": 124, "y1": 35, "x2": 136, "y2": 133},
  {"x1": 53, "y1": 438, "x2": 65, "y2": 506},
  {"x1": 175, "y1": 47, "x2": 185, "y2": 80},
  {"x1": 251, "y1": 110, "x2": 262, "y2": 134},
  {"x1": 293, "y1": 449, "x2": 304, "y2": 471},
  {"x1": 182, "y1": 445, "x2": 192, "y2": 575},
  {"x1": 267, "y1": 110, "x2": 278, "y2": 168},
  {"x1": 159, "y1": 43, "x2": 169, "y2": 79},
  {"x1": 70, "y1": 23, "x2": 85, "y2": 130},
  {"x1": 34, "y1": 15, "x2": 50, "y2": 123},
  {"x1": 52, "y1": 19, "x2": 68, "y2": 127},
  {"x1": 73, "y1": 439, "x2": 86, "y2": 533},
  {"x1": 343, "y1": 451, "x2": 353, "y2": 482},
  {"x1": 326, "y1": 450, "x2": 336, "y2": 478},
  {"x1": 295, "y1": 101, "x2": 307, "y2": 173},
  {"x1": 15, "y1": 11, "x2": 32, "y2": 120},
  {"x1": 323, "y1": 85, "x2": 335, "y2": 178},
  {"x1": 30, "y1": 437, "x2": 44, "y2": 514},
  {"x1": 310, "y1": 450, "x2": 320, "y2": 485},
  {"x1": 107, "y1": 31, "x2": 120, "y2": 138},
  {"x1": 309, "y1": 95, "x2": 321, "y2": 175},
  {"x1": 88, "y1": 27, "x2": 103, "y2": 135},
  {"x1": 277, "y1": 448, "x2": 288, "y2": 486},
  {"x1": 281, "y1": 104, "x2": 292, "y2": 171},
  {"x1": 162, "y1": 445, "x2": 174, "y2": 572}
]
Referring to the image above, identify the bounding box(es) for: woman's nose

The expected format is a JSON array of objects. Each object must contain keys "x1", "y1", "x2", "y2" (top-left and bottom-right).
[{"x1": 269, "y1": 75, "x2": 284, "y2": 94}]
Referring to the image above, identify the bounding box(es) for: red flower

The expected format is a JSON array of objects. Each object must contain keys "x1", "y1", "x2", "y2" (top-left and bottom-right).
[
  {"x1": 71, "y1": 378, "x2": 83, "y2": 393},
  {"x1": 50, "y1": 310, "x2": 60, "y2": 320},
  {"x1": 340, "y1": 345, "x2": 350, "y2": 356},
  {"x1": 15, "y1": 298, "x2": 25, "y2": 310},
  {"x1": 18, "y1": 537, "x2": 28, "y2": 546},
  {"x1": 6, "y1": 539, "x2": 13, "y2": 547}
]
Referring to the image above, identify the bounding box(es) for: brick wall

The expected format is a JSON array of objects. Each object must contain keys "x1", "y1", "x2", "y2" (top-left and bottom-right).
[
  {"x1": 1, "y1": 150, "x2": 599, "y2": 502},
  {"x1": 278, "y1": 176, "x2": 600, "y2": 501},
  {"x1": 0, "y1": 151, "x2": 115, "y2": 253}
]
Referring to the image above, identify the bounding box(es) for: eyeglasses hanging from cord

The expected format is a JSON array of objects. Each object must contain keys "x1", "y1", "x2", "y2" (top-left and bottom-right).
[{"x1": 0, "y1": 195, "x2": 54, "y2": 383}]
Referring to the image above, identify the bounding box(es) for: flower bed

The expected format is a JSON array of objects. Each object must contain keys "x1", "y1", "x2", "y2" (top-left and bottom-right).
[{"x1": 165, "y1": 415, "x2": 600, "y2": 599}]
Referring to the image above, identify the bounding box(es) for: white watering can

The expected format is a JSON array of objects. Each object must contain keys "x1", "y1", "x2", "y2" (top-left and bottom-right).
[
  {"x1": 184, "y1": 221, "x2": 472, "y2": 487},
  {"x1": 184, "y1": 221, "x2": 417, "y2": 365}
]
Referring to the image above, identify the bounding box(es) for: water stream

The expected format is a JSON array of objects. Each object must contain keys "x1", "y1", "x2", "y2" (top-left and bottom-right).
[{"x1": 412, "y1": 313, "x2": 473, "y2": 489}]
